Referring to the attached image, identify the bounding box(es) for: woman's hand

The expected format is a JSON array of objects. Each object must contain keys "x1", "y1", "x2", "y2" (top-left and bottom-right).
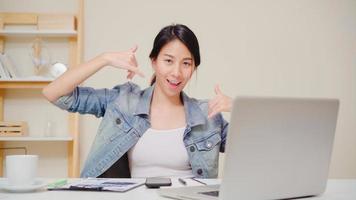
[
  {"x1": 101, "y1": 46, "x2": 145, "y2": 79},
  {"x1": 208, "y1": 85, "x2": 233, "y2": 118}
]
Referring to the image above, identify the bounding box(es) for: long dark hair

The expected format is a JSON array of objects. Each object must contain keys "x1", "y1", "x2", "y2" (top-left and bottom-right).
[{"x1": 149, "y1": 24, "x2": 200, "y2": 85}]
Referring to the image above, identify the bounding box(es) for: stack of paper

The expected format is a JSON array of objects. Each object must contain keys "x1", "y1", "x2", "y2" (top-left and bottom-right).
[{"x1": 47, "y1": 178, "x2": 145, "y2": 192}]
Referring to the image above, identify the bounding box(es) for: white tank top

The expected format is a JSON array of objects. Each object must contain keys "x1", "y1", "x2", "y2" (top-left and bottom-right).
[{"x1": 128, "y1": 127, "x2": 194, "y2": 178}]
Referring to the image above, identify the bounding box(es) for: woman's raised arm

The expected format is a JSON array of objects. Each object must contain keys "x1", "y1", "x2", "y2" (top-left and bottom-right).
[{"x1": 42, "y1": 46, "x2": 144, "y2": 102}]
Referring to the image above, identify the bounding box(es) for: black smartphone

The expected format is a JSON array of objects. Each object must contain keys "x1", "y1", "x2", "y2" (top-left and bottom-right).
[{"x1": 145, "y1": 177, "x2": 172, "y2": 188}]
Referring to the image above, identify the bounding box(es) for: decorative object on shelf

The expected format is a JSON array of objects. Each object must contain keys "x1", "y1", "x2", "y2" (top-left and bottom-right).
[
  {"x1": 44, "y1": 121, "x2": 52, "y2": 137},
  {"x1": 0, "y1": 16, "x2": 3, "y2": 29},
  {"x1": 30, "y1": 38, "x2": 51, "y2": 76},
  {"x1": 0, "y1": 121, "x2": 28, "y2": 136},
  {"x1": 29, "y1": 39, "x2": 66, "y2": 79},
  {"x1": 48, "y1": 62, "x2": 67, "y2": 78},
  {"x1": 0, "y1": 147, "x2": 28, "y2": 155}
]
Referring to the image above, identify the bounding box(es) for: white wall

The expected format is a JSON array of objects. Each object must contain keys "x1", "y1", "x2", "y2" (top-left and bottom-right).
[{"x1": 1, "y1": 0, "x2": 355, "y2": 178}]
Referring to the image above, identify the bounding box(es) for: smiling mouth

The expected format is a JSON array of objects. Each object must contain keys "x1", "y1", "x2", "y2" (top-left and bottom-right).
[{"x1": 167, "y1": 79, "x2": 182, "y2": 87}]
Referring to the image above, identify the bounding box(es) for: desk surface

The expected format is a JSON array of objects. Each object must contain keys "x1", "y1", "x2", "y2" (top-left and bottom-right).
[{"x1": 0, "y1": 179, "x2": 355, "y2": 200}]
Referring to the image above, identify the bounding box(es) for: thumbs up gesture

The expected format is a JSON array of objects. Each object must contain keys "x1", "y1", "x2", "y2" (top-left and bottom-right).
[{"x1": 208, "y1": 85, "x2": 233, "y2": 118}]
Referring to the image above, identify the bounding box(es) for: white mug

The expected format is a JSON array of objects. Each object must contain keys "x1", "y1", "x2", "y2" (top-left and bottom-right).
[{"x1": 6, "y1": 155, "x2": 38, "y2": 186}]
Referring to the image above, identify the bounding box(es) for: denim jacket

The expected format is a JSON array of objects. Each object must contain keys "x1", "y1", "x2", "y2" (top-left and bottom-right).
[{"x1": 54, "y1": 82, "x2": 228, "y2": 178}]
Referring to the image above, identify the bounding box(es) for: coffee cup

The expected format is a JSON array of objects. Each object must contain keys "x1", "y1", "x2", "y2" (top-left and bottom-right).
[{"x1": 6, "y1": 155, "x2": 38, "y2": 186}]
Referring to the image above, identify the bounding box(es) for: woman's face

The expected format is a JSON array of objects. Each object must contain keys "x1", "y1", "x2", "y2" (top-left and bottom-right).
[{"x1": 152, "y1": 39, "x2": 195, "y2": 97}]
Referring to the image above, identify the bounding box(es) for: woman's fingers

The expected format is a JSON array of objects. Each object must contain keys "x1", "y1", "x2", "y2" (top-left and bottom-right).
[
  {"x1": 125, "y1": 65, "x2": 145, "y2": 78},
  {"x1": 103, "y1": 46, "x2": 145, "y2": 79},
  {"x1": 215, "y1": 85, "x2": 222, "y2": 95},
  {"x1": 208, "y1": 85, "x2": 233, "y2": 118},
  {"x1": 127, "y1": 68, "x2": 144, "y2": 79},
  {"x1": 130, "y1": 51, "x2": 139, "y2": 67},
  {"x1": 208, "y1": 97, "x2": 219, "y2": 112},
  {"x1": 208, "y1": 103, "x2": 223, "y2": 118},
  {"x1": 126, "y1": 45, "x2": 145, "y2": 79},
  {"x1": 208, "y1": 85, "x2": 223, "y2": 116},
  {"x1": 208, "y1": 96, "x2": 222, "y2": 118},
  {"x1": 126, "y1": 70, "x2": 134, "y2": 79},
  {"x1": 130, "y1": 45, "x2": 138, "y2": 53}
]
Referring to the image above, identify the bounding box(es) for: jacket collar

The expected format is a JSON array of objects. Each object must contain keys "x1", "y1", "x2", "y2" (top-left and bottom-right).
[{"x1": 134, "y1": 85, "x2": 206, "y2": 127}]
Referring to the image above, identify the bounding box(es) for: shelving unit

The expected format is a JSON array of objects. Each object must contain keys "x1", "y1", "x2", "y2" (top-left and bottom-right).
[
  {"x1": 0, "y1": 136, "x2": 73, "y2": 142},
  {"x1": 0, "y1": 30, "x2": 77, "y2": 37},
  {"x1": 0, "y1": 0, "x2": 83, "y2": 177},
  {"x1": 0, "y1": 79, "x2": 53, "y2": 89}
]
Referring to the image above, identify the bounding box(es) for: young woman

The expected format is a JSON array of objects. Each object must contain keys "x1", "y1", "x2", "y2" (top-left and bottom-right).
[{"x1": 43, "y1": 24, "x2": 232, "y2": 178}]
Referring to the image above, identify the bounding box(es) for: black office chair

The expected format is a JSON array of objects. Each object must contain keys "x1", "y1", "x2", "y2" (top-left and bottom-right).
[{"x1": 97, "y1": 153, "x2": 131, "y2": 178}]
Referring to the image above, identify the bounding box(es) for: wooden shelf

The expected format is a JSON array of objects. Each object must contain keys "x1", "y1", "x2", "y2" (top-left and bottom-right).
[
  {"x1": 0, "y1": 136, "x2": 73, "y2": 141},
  {"x1": 0, "y1": 78, "x2": 52, "y2": 89},
  {"x1": 0, "y1": 30, "x2": 77, "y2": 38}
]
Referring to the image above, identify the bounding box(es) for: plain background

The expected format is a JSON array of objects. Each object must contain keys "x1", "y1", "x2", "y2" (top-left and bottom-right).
[{"x1": 0, "y1": 0, "x2": 355, "y2": 178}]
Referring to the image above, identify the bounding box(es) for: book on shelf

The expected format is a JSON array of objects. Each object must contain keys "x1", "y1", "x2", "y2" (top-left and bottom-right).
[
  {"x1": 0, "y1": 60, "x2": 10, "y2": 79},
  {"x1": 0, "y1": 53, "x2": 20, "y2": 79}
]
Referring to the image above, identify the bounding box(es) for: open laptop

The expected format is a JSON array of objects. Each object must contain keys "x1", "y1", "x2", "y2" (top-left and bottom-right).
[{"x1": 158, "y1": 96, "x2": 339, "y2": 200}]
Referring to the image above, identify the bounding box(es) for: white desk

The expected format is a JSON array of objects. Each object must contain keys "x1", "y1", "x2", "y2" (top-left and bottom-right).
[{"x1": 0, "y1": 179, "x2": 355, "y2": 200}]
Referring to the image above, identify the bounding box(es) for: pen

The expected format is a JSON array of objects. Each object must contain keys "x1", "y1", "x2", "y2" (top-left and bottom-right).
[
  {"x1": 190, "y1": 177, "x2": 207, "y2": 185},
  {"x1": 178, "y1": 178, "x2": 187, "y2": 185}
]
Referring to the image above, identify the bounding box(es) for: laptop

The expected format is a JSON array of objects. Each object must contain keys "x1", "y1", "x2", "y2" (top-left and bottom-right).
[{"x1": 158, "y1": 96, "x2": 339, "y2": 200}]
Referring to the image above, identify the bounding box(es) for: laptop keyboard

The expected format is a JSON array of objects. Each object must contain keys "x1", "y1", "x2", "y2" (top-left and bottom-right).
[{"x1": 199, "y1": 191, "x2": 219, "y2": 197}]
